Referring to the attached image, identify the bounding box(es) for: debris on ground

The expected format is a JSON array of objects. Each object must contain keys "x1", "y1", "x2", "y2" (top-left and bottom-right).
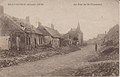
[
  {"x1": 87, "y1": 45, "x2": 119, "y2": 62},
  {"x1": 0, "y1": 45, "x2": 80, "y2": 68},
  {"x1": 73, "y1": 61, "x2": 119, "y2": 76}
]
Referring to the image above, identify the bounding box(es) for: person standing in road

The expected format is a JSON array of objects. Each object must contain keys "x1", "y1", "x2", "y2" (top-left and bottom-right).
[{"x1": 95, "y1": 42, "x2": 97, "y2": 51}]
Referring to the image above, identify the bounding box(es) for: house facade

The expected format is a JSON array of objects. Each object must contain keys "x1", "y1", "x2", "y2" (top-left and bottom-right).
[
  {"x1": 0, "y1": 14, "x2": 26, "y2": 50},
  {"x1": 37, "y1": 22, "x2": 61, "y2": 48},
  {"x1": 13, "y1": 16, "x2": 44, "y2": 50},
  {"x1": 0, "y1": 6, "x2": 44, "y2": 50}
]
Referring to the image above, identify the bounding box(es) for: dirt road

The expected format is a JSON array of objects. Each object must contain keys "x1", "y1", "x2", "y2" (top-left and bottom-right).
[{"x1": 0, "y1": 45, "x2": 97, "y2": 77}]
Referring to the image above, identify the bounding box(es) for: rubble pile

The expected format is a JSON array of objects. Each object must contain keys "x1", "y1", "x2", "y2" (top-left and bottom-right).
[
  {"x1": 73, "y1": 61, "x2": 119, "y2": 76},
  {"x1": 88, "y1": 46, "x2": 119, "y2": 62},
  {"x1": 0, "y1": 58, "x2": 18, "y2": 68},
  {"x1": 0, "y1": 45, "x2": 80, "y2": 68},
  {"x1": 105, "y1": 24, "x2": 119, "y2": 46}
]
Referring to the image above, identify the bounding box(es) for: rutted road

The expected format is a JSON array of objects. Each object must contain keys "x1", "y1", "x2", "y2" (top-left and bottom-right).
[{"x1": 0, "y1": 45, "x2": 97, "y2": 77}]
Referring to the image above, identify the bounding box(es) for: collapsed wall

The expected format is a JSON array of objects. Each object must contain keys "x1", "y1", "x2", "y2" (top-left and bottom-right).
[{"x1": 105, "y1": 24, "x2": 119, "y2": 46}]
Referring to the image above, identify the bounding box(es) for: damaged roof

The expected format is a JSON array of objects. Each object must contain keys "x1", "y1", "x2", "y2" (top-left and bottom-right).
[
  {"x1": 44, "y1": 26, "x2": 61, "y2": 38},
  {"x1": 37, "y1": 25, "x2": 61, "y2": 38},
  {"x1": 0, "y1": 14, "x2": 24, "y2": 35},
  {"x1": 0, "y1": 14, "x2": 42, "y2": 35},
  {"x1": 11, "y1": 16, "x2": 42, "y2": 34}
]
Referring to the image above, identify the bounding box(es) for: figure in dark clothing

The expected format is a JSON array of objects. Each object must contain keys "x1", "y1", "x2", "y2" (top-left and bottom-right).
[{"x1": 95, "y1": 43, "x2": 97, "y2": 51}]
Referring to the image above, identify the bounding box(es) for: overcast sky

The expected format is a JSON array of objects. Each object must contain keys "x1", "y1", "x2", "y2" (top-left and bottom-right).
[{"x1": 0, "y1": 0, "x2": 119, "y2": 40}]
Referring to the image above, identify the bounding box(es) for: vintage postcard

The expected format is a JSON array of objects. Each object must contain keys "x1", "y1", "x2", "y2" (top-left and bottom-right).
[{"x1": 0, "y1": 0, "x2": 119, "y2": 77}]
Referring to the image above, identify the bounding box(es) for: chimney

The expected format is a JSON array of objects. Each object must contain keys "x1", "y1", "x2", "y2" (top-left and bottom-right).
[
  {"x1": 25, "y1": 16, "x2": 30, "y2": 23},
  {"x1": 77, "y1": 22, "x2": 80, "y2": 31},
  {"x1": 51, "y1": 24, "x2": 54, "y2": 29},
  {"x1": 0, "y1": 5, "x2": 4, "y2": 16},
  {"x1": 38, "y1": 22, "x2": 42, "y2": 26}
]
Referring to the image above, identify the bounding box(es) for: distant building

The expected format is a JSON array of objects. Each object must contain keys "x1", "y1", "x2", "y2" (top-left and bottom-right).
[
  {"x1": 96, "y1": 34, "x2": 105, "y2": 45},
  {"x1": 63, "y1": 22, "x2": 83, "y2": 45},
  {"x1": 87, "y1": 24, "x2": 119, "y2": 46},
  {"x1": 87, "y1": 34, "x2": 105, "y2": 45}
]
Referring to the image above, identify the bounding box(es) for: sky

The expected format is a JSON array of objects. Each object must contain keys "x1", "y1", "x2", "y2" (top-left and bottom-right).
[{"x1": 0, "y1": 0, "x2": 119, "y2": 40}]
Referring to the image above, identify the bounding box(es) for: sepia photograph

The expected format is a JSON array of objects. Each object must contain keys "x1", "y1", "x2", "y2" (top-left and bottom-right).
[{"x1": 0, "y1": 0, "x2": 119, "y2": 77}]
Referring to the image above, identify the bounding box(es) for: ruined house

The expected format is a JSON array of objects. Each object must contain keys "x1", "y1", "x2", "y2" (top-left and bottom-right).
[
  {"x1": 63, "y1": 22, "x2": 83, "y2": 46},
  {"x1": 0, "y1": 14, "x2": 26, "y2": 50},
  {"x1": 0, "y1": 5, "x2": 44, "y2": 50},
  {"x1": 104, "y1": 24, "x2": 119, "y2": 46},
  {"x1": 12, "y1": 16, "x2": 44, "y2": 50},
  {"x1": 37, "y1": 22, "x2": 61, "y2": 48}
]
